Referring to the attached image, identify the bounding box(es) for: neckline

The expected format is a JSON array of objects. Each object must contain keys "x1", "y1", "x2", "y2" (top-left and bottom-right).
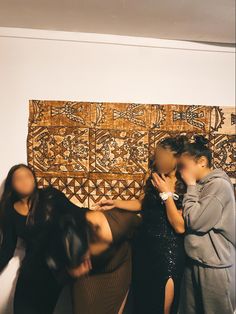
[
  {"x1": 198, "y1": 169, "x2": 214, "y2": 184},
  {"x1": 12, "y1": 205, "x2": 28, "y2": 218}
]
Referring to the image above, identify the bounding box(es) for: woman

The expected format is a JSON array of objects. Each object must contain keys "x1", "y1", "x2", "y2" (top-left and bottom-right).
[
  {"x1": 94, "y1": 136, "x2": 187, "y2": 314},
  {"x1": 0, "y1": 164, "x2": 140, "y2": 314},
  {"x1": 72, "y1": 206, "x2": 141, "y2": 314},
  {"x1": 178, "y1": 135, "x2": 235, "y2": 314},
  {"x1": 0, "y1": 164, "x2": 91, "y2": 314}
]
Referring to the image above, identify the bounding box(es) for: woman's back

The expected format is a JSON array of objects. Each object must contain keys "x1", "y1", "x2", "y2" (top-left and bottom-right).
[{"x1": 72, "y1": 208, "x2": 141, "y2": 314}]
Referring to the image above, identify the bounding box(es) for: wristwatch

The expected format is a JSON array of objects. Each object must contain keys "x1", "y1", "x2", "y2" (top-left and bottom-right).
[{"x1": 159, "y1": 192, "x2": 179, "y2": 201}]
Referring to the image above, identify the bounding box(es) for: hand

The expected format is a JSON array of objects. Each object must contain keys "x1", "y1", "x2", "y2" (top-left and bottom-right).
[
  {"x1": 151, "y1": 173, "x2": 172, "y2": 193},
  {"x1": 68, "y1": 257, "x2": 92, "y2": 278},
  {"x1": 91, "y1": 199, "x2": 116, "y2": 211},
  {"x1": 180, "y1": 168, "x2": 196, "y2": 186}
]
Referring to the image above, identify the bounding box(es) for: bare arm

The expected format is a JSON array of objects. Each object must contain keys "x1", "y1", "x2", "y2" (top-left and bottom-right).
[
  {"x1": 151, "y1": 172, "x2": 185, "y2": 234},
  {"x1": 91, "y1": 197, "x2": 143, "y2": 212},
  {"x1": 92, "y1": 172, "x2": 148, "y2": 212},
  {"x1": 115, "y1": 181, "x2": 147, "y2": 211},
  {"x1": 115, "y1": 198, "x2": 141, "y2": 211},
  {"x1": 163, "y1": 198, "x2": 185, "y2": 234}
]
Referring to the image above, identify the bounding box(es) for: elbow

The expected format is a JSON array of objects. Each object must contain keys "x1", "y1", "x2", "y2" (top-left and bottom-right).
[
  {"x1": 174, "y1": 225, "x2": 185, "y2": 234},
  {"x1": 137, "y1": 204, "x2": 142, "y2": 211},
  {"x1": 170, "y1": 218, "x2": 185, "y2": 234},
  {"x1": 186, "y1": 223, "x2": 208, "y2": 234},
  {"x1": 136, "y1": 200, "x2": 142, "y2": 211},
  {"x1": 185, "y1": 218, "x2": 209, "y2": 234}
]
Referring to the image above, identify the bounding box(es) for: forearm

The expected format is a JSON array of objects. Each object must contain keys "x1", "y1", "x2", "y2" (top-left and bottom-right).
[
  {"x1": 113, "y1": 199, "x2": 142, "y2": 211},
  {"x1": 183, "y1": 184, "x2": 223, "y2": 232},
  {"x1": 164, "y1": 197, "x2": 185, "y2": 234},
  {"x1": 183, "y1": 185, "x2": 200, "y2": 216}
]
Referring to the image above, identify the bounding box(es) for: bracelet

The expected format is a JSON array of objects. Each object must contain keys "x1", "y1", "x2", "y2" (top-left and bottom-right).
[{"x1": 159, "y1": 192, "x2": 179, "y2": 201}]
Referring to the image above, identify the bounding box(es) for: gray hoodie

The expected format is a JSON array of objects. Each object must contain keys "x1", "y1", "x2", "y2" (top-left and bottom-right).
[{"x1": 183, "y1": 168, "x2": 235, "y2": 268}]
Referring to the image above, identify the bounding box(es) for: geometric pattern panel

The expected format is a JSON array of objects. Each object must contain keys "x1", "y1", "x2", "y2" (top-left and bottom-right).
[{"x1": 27, "y1": 100, "x2": 235, "y2": 206}]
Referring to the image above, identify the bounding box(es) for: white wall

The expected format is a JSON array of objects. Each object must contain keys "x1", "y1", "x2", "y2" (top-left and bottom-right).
[
  {"x1": 0, "y1": 27, "x2": 235, "y2": 186},
  {"x1": 0, "y1": 27, "x2": 235, "y2": 313}
]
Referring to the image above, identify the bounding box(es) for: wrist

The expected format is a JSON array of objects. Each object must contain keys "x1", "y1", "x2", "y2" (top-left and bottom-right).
[
  {"x1": 159, "y1": 191, "x2": 180, "y2": 201},
  {"x1": 113, "y1": 199, "x2": 119, "y2": 208},
  {"x1": 161, "y1": 188, "x2": 170, "y2": 193},
  {"x1": 159, "y1": 191, "x2": 173, "y2": 201},
  {"x1": 187, "y1": 184, "x2": 198, "y2": 193}
]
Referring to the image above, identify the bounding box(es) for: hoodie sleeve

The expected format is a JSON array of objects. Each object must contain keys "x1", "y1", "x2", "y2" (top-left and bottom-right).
[{"x1": 183, "y1": 178, "x2": 228, "y2": 233}]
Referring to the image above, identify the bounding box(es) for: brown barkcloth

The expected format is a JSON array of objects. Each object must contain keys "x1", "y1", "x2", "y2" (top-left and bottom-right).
[{"x1": 27, "y1": 100, "x2": 236, "y2": 207}]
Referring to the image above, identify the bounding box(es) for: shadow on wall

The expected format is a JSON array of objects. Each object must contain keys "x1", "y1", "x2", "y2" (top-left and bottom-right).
[{"x1": 0, "y1": 180, "x2": 5, "y2": 198}]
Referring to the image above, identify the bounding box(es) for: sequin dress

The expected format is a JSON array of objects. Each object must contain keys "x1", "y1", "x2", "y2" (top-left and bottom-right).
[{"x1": 131, "y1": 177, "x2": 186, "y2": 314}]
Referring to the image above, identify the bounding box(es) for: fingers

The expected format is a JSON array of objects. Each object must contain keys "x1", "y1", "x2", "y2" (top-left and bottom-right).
[
  {"x1": 160, "y1": 174, "x2": 166, "y2": 181},
  {"x1": 152, "y1": 173, "x2": 165, "y2": 188},
  {"x1": 151, "y1": 179, "x2": 157, "y2": 188},
  {"x1": 87, "y1": 258, "x2": 92, "y2": 270},
  {"x1": 101, "y1": 205, "x2": 114, "y2": 211},
  {"x1": 68, "y1": 258, "x2": 92, "y2": 278},
  {"x1": 90, "y1": 199, "x2": 114, "y2": 211},
  {"x1": 152, "y1": 173, "x2": 160, "y2": 185},
  {"x1": 95, "y1": 199, "x2": 110, "y2": 206},
  {"x1": 79, "y1": 261, "x2": 90, "y2": 276},
  {"x1": 84, "y1": 258, "x2": 92, "y2": 272},
  {"x1": 90, "y1": 204, "x2": 100, "y2": 211},
  {"x1": 106, "y1": 199, "x2": 114, "y2": 205},
  {"x1": 152, "y1": 172, "x2": 165, "y2": 183},
  {"x1": 91, "y1": 204, "x2": 106, "y2": 211},
  {"x1": 180, "y1": 169, "x2": 188, "y2": 179}
]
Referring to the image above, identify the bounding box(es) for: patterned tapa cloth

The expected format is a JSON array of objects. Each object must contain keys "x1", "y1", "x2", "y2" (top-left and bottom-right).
[{"x1": 27, "y1": 100, "x2": 236, "y2": 207}]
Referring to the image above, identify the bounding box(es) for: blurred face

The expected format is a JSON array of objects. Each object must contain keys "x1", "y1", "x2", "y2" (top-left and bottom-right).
[
  {"x1": 154, "y1": 145, "x2": 177, "y2": 174},
  {"x1": 178, "y1": 153, "x2": 208, "y2": 181},
  {"x1": 12, "y1": 167, "x2": 36, "y2": 197}
]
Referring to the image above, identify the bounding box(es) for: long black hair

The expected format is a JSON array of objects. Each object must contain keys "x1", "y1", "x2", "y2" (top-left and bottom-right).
[
  {"x1": 159, "y1": 135, "x2": 188, "y2": 157},
  {"x1": 0, "y1": 164, "x2": 39, "y2": 227},
  {"x1": 0, "y1": 164, "x2": 92, "y2": 269},
  {"x1": 181, "y1": 135, "x2": 212, "y2": 167}
]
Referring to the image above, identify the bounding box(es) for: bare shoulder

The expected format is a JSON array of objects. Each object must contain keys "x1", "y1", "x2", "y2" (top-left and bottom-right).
[{"x1": 86, "y1": 210, "x2": 113, "y2": 243}]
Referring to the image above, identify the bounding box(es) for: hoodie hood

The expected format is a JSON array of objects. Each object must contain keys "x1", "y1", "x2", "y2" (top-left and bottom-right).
[{"x1": 198, "y1": 168, "x2": 233, "y2": 186}]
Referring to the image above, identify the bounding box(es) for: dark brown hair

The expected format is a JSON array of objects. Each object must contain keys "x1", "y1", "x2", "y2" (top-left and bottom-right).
[
  {"x1": 181, "y1": 135, "x2": 212, "y2": 167},
  {"x1": 0, "y1": 164, "x2": 39, "y2": 227},
  {"x1": 147, "y1": 135, "x2": 188, "y2": 196}
]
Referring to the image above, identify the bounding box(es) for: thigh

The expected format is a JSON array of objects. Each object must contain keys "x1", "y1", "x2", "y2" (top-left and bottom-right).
[
  {"x1": 73, "y1": 257, "x2": 131, "y2": 314},
  {"x1": 199, "y1": 266, "x2": 235, "y2": 314},
  {"x1": 14, "y1": 261, "x2": 62, "y2": 314},
  {"x1": 226, "y1": 265, "x2": 235, "y2": 312},
  {"x1": 179, "y1": 264, "x2": 199, "y2": 314}
]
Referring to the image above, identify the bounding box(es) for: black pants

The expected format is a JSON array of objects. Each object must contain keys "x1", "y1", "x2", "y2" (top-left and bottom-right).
[{"x1": 14, "y1": 257, "x2": 64, "y2": 314}]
